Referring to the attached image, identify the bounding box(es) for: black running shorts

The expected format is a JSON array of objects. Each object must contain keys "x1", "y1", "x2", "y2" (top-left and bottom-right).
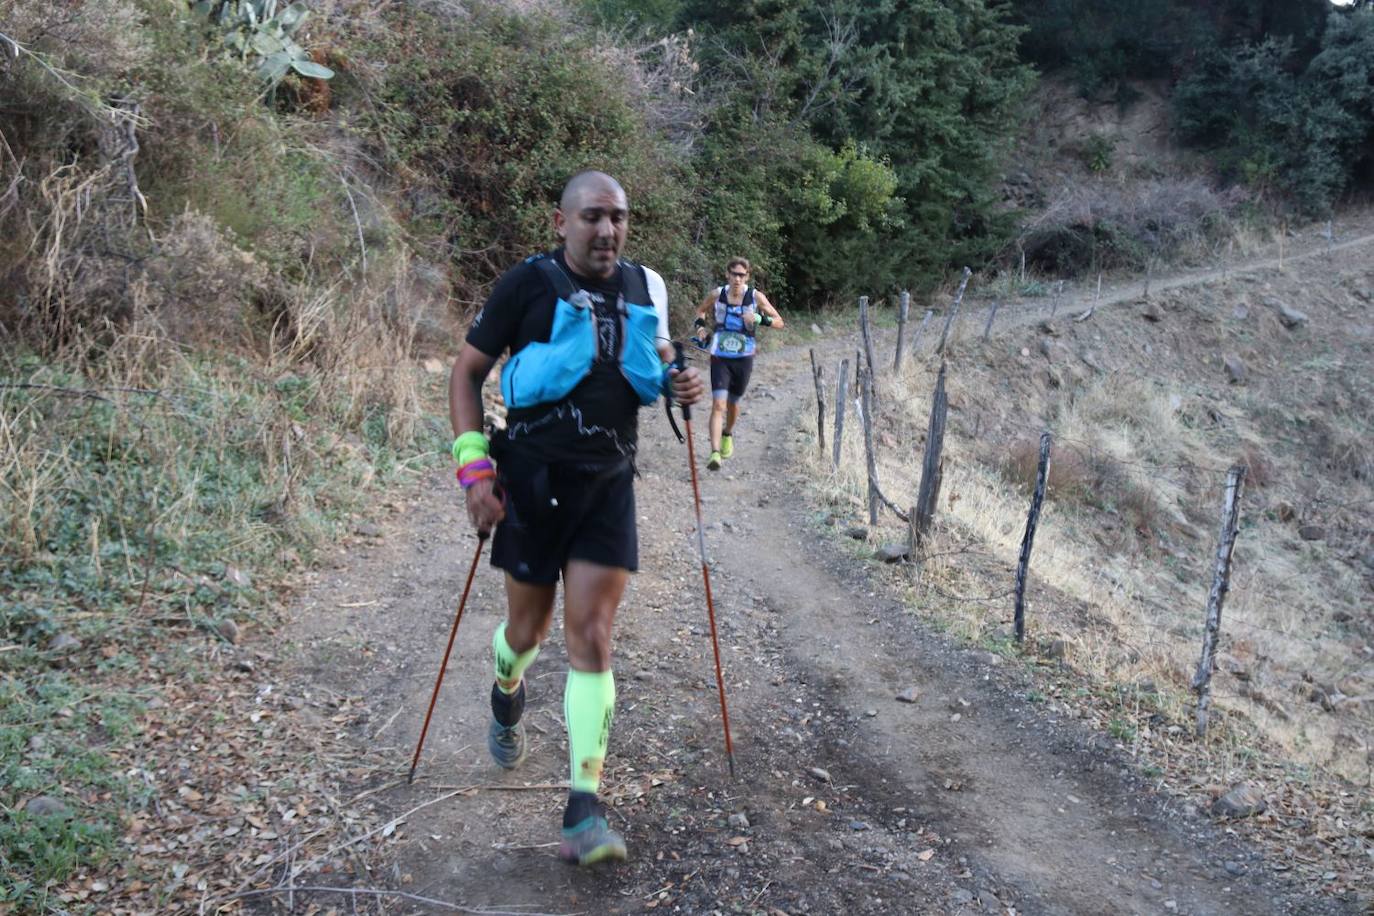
[
  {"x1": 490, "y1": 456, "x2": 638, "y2": 585},
  {"x1": 710, "y1": 355, "x2": 754, "y2": 403}
]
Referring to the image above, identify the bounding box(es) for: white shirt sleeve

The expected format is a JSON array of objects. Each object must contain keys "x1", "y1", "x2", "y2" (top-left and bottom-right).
[{"x1": 644, "y1": 266, "x2": 671, "y2": 342}]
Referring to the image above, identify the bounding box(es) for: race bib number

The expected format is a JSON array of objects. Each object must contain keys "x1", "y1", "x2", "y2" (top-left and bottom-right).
[{"x1": 717, "y1": 331, "x2": 748, "y2": 354}]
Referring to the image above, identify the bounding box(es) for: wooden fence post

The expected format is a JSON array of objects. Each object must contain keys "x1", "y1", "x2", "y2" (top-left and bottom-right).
[
  {"x1": 893, "y1": 290, "x2": 911, "y2": 371},
  {"x1": 833, "y1": 358, "x2": 849, "y2": 469},
  {"x1": 936, "y1": 267, "x2": 973, "y2": 355},
  {"x1": 982, "y1": 301, "x2": 1001, "y2": 341},
  {"x1": 809, "y1": 348, "x2": 826, "y2": 459},
  {"x1": 859, "y1": 295, "x2": 878, "y2": 381},
  {"x1": 859, "y1": 366, "x2": 880, "y2": 526},
  {"x1": 909, "y1": 362, "x2": 948, "y2": 552},
  {"x1": 859, "y1": 299, "x2": 879, "y2": 412},
  {"x1": 1050, "y1": 280, "x2": 1063, "y2": 318},
  {"x1": 1192, "y1": 465, "x2": 1247, "y2": 736},
  {"x1": 1013, "y1": 432, "x2": 1052, "y2": 644}
]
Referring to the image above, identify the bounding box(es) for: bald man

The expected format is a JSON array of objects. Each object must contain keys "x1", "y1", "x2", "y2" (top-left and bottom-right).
[{"x1": 449, "y1": 171, "x2": 704, "y2": 865}]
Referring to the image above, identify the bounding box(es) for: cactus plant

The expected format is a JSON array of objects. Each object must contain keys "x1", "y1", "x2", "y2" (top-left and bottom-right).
[{"x1": 189, "y1": 1, "x2": 333, "y2": 88}]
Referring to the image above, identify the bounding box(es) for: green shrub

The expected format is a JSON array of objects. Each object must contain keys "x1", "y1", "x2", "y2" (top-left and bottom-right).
[
  {"x1": 1172, "y1": 9, "x2": 1374, "y2": 214},
  {"x1": 1081, "y1": 134, "x2": 1116, "y2": 173},
  {"x1": 188, "y1": 0, "x2": 334, "y2": 89},
  {"x1": 363, "y1": 2, "x2": 701, "y2": 315},
  {"x1": 684, "y1": 0, "x2": 1033, "y2": 297},
  {"x1": 1010, "y1": 0, "x2": 1331, "y2": 96}
]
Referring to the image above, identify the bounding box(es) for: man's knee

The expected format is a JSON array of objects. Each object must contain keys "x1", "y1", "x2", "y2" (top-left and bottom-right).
[
  {"x1": 566, "y1": 611, "x2": 615, "y2": 668},
  {"x1": 505, "y1": 579, "x2": 556, "y2": 651},
  {"x1": 711, "y1": 397, "x2": 728, "y2": 414},
  {"x1": 506, "y1": 613, "x2": 552, "y2": 653}
]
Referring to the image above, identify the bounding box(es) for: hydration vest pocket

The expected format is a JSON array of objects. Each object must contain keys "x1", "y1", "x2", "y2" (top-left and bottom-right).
[
  {"x1": 500, "y1": 297, "x2": 595, "y2": 409},
  {"x1": 620, "y1": 301, "x2": 664, "y2": 405}
]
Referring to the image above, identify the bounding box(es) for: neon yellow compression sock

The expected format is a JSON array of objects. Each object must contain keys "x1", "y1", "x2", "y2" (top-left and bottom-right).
[
  {"x1": 492, "y1": 622, "x2": 540, "y2": 695},
  {"x1": 564, "y1": 669, "x2": 615, "y2": 794}
]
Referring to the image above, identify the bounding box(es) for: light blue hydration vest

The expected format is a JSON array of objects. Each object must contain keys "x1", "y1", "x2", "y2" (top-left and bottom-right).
[
  {"x1": 710, "y1": 285, "x2": 757, "y2": 359},
  {"x1": 499, "y1": 254, "x2": 663, "y2": 409}
]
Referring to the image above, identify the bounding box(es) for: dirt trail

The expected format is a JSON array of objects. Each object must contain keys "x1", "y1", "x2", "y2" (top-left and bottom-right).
[
  {"x1": 287, "y1": 233, "x2": 1372, "y2": 914},
  {"x1": 952, "y1": 228, "x2": 1374, "y2": 338}
]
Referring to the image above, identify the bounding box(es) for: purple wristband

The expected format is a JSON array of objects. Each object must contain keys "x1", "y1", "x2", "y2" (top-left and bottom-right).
[{"x1": 457, "y1": 458, "x2": 496, "y2": 489}]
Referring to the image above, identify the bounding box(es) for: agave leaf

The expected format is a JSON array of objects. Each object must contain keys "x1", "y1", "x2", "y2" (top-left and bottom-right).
[
  {"x1": 191, "y1": 1, "x2": 215, "y2": 17},
  {"x1": 251, "y1": 31, "x2": 284, "y2": 56},
  {"x1": 279, "y1": 2, "x2": 309, "y2": 32},
  {"x1": 257, "y1": 50, "x2": 292, "y2": 84},
  {"x1": 291, "y1": 60, "x2": 333, "y2": 79}
]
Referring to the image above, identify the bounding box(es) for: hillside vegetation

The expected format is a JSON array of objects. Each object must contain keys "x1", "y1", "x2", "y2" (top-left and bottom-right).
[
  {"x1": 2, "y1": 0, "x2": 1373, "y2": 910},
  {"x1": 804, "y1": 241, "x2": 1374, "y2": 894}
]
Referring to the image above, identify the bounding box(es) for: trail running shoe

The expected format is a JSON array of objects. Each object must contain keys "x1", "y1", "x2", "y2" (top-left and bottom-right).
[
  {"x1": 487, "y1": 718, "x2": 527, "y2": 769},
  {"x1": 719, "y1": 433, "x2": 734, "y2": 459},
  {"x1": 559, "y1": 810, "x2": 627, "y2": 866},
  {"x1": 487, "y1": 681, "x2": 527, "y2": 769},
  {"x1": 707, "y1": 451, "x2": 722, "y2": 471}
]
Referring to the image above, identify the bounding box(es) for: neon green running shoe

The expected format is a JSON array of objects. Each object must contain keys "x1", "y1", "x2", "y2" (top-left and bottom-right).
[
  {"x1": 707, "y1": 450, "x2": 722, "y2": 470},
  {"x1": 720, "y1": 433, "x2": 734, "y2": 459},
  {"x1": 559, "y1": 799, "x2": 627, "y2": 866}
]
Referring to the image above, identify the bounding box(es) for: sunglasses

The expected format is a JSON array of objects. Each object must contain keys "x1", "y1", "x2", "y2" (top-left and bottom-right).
[{"x1": 728, "y1": 271, "x2": 748, "y2": 279}]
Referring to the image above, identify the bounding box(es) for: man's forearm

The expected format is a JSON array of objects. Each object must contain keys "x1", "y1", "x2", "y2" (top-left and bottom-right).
[{"x1": 449, "y1": 369, "x2": 486, "y2": 436}]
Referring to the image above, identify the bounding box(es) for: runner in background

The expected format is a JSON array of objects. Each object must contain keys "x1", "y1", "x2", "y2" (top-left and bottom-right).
[{"x1": 693, "y1": 257, "x2": 784, "y2": 470}]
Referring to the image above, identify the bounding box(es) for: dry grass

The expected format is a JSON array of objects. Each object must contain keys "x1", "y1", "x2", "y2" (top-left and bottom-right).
[
  {"x1": 1020, "y1": 177, "x2": 1249, "y2": 274},
  {"x1": 0, "y1": 6, "x2": 447, "y2": 905},
  {"x1": 796, "y1": 257, "x2": 1374, "y2": 795}
]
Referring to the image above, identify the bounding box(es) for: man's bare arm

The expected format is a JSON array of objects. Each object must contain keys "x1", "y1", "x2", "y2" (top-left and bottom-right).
[{"x1": 449, "y1": 344, "x2": 499, "y2": 436}]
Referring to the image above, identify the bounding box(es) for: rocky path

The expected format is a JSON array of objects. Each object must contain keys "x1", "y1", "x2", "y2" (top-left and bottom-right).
[{"x1": 286, "y1": 231, "x2": 1374, "y2": 914}]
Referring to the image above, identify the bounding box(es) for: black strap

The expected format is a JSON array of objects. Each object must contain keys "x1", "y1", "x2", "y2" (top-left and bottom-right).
[
  {"x1": 664, "y1": 339, "x2": 687, "y2": 441},
  {"x1": 531, "y1": 253, "x2": 650, "y2": 308},
  {"x1": 532, "y1": 256, "x2": 576, "y2": 302},
  {"x1": 619, "y1": 259, "x2": 650, "y2": 305},
  {"x1": 717, "y1": 285, "x2": 754, "y2": 306}
]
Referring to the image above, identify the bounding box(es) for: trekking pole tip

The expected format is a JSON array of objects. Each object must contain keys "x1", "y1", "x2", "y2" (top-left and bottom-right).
[
  {"x1": 407, "y1": 764, "x2": 417, "y2": 785},
  {"x1": 727, "y1": 752, "x2": 736, "y2": 779}
]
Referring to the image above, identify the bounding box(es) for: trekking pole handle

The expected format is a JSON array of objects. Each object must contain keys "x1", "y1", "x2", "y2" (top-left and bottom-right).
[{"x1": 671, "y1": 340, "x2": 691, "y2": 422}]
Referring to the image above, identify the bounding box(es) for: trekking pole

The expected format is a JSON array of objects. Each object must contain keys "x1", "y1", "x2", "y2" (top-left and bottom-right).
[
  {"x1": 671, "y1": 342, "x2": 737, "y2": 777},
  {"x1": 408, "y1": 531, "x2": 488, "y2": 785}
]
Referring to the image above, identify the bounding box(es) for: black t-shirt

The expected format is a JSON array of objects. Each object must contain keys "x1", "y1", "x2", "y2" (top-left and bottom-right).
[{"x1": 467, "y1": 250, "x2": 642, "y2": 465}]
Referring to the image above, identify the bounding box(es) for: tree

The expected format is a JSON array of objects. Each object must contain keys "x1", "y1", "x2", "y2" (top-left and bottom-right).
[
  {"x1": 683, "y1": 0, "x2": 1033, "y2": 295},
  {"x1": 1172, "y1": 6, "x2": 1374, "y2": 213}
]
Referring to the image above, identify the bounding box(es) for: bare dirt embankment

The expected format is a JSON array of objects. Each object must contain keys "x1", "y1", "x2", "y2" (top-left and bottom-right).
[{"x1": 276, "y1": 226, "x2": 1371, "y2": 914}]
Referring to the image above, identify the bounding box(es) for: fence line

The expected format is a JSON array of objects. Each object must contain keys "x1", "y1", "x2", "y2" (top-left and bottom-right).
[{"x1": 801, "y1": 274, "x2": 1354, "y2": 720}]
